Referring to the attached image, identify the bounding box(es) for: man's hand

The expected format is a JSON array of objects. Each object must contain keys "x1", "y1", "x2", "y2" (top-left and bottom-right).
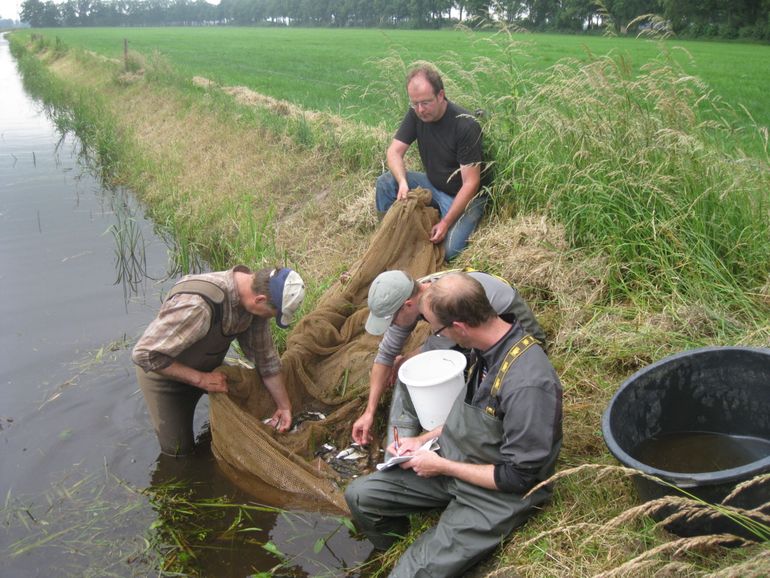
[
  {"x1": 429, "y1": 219, "x2": 449, "y2": 244},
  {"x1": 406, "y1": 450, "x2": 445, "y2": 478},
  {"x1": 266, "y1": 408, "x2": 292, "y2": 433},
  {"x1": 197, "y1": 370, "x2": 228, "y2": 393},
  {"x1": 396, "y1": 181, "x2": 410, "y2": 201},
  {"x1": 386, "y1": 139, "x2": 410, "y2": 201},
  {"x1": 352, "y1": 412, "x2": 374, "y2": 445},
  {"x1": 387, "y1": 434, "x2": 423, "y2": 457},
  {"x1": 429, "y1": 163, "x2": 480, "y2": 246}
]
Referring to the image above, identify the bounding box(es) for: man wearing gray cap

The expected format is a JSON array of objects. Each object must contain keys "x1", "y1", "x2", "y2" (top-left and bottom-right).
[
  {"x1": 346, "y1": 272, "x2": 561, "y2": 577},
  {"x1": 352, "y1": 268, "x2": 545, "y2": 449},
  {"x1": 133, "y1": 266, "x2": 305, "y2": 456}
]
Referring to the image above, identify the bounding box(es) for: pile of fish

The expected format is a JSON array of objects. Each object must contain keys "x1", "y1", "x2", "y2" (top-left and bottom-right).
[
  {"x1": 266, "y1": 410, "x2": 379, "y2": 478},
  {"x1": 316, "y1": 442, "x2": 371, "y2": 479},
  {"x1": 288, "y1": 410, "x2": 327, "y2": 433}
]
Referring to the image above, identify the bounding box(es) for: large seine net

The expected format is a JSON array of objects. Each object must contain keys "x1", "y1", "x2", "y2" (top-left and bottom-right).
[{"x1": 209, "y1": 189, "x2": 444, "y2": 513}]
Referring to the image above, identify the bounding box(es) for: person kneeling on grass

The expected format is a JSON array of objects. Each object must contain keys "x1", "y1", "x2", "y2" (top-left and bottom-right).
[
  {"x1": 375, "y1": 63, "x2": 490, "y2": 261},
  {"x1": 351, "y1": 268, "x2": 546, "y2": 455},
  {"x1": 345, "y1": 272, "x2": 562, "y2": 577}
]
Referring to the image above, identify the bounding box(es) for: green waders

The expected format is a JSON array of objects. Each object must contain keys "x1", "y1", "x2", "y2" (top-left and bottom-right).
[
  {"x1": 385, "y1": 268, "x2": 548, "y2": 455},
  {"x1": 136, "y1": 367, "x2": 205, "y2": 457},
  {"x1": 136, "y1": 279, "x2": 231, "y2": 457},
  {"x1": 346, "y1": 393, "x2": 559, "y2": 578}
]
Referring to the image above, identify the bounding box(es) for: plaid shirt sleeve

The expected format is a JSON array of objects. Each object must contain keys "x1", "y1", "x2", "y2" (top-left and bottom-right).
[
  {"x1": 132, "y1": 293, "x2": 212, "y2": 373},
  {"x1": 237, "y1": 317, "x2": 282, "y2": 378}
]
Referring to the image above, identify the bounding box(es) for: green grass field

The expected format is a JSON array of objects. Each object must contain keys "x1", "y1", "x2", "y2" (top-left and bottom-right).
[{"x1": 38, "y1": 27, "x2": 770, "y2": 135}]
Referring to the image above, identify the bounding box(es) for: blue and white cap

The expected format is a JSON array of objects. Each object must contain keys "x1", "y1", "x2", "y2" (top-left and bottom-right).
[{"x1": 269, "y1": 268, "x2": 305, "y2": 328}]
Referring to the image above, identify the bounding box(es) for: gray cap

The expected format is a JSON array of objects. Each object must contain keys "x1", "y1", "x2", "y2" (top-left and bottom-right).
[{"x1": 365, "y1": 270, "x2": 414, "y2": 335}]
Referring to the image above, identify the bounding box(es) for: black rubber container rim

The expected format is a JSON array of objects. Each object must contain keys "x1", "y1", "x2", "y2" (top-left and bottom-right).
[{"x1": 601, "y1": 345, "x2": 770, "y2": 488}]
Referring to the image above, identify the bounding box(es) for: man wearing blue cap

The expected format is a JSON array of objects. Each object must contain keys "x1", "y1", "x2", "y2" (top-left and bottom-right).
[{"x1": 133, "y1": 266, "x2": 305, "y2": 456}]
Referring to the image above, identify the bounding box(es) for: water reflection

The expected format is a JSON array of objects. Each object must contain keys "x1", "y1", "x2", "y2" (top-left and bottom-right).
[{"x1": 147, "y1": 442, "x2": 370, "y2": 577}]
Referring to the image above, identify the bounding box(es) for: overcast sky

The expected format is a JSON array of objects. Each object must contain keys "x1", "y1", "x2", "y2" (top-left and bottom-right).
[{"x1": 1, "y1": 0, "x2": 21, "y2": 20}]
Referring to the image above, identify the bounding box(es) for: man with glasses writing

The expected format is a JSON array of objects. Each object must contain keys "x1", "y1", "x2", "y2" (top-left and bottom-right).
[
  {"x1": 375, "y1": 64, "x2": 489, "y2": 261},
  {"x1": 351, "y1": 269, "x2": 545, "y2": 452},
  {"x1": 346, "y1": 272, "x2": 562, "y2": 577}
]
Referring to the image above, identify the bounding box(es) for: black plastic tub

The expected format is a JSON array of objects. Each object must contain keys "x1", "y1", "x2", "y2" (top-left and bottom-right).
[{"x1": 602, "y1": 346, "x2": 770, "y2": 504}]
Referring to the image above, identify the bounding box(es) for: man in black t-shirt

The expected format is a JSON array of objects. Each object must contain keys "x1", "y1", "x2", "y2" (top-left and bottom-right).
[{"x1": 375, "y1": 64, "x2": 488, "y2": 261}]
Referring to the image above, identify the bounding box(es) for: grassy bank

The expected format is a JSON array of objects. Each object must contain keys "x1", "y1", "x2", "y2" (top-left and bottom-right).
[{"x1": 9, "y1": 30, "x2": 769, "y2": 577}]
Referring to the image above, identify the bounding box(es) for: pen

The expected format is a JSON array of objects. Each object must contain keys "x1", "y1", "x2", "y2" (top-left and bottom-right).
[{"x1": 393, "y1": 425, "x2": 400, "y2": 454}]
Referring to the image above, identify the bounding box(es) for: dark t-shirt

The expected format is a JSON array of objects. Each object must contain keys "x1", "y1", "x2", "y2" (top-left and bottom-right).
[{"x1": 394, "y1": 100, "x2": 485, "y2": 197}]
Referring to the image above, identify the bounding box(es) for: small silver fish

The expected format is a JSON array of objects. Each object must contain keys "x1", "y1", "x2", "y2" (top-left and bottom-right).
[
  {"x1": 342, "y1": 450, "x2": 367, "y2": 461},
  {"x1": 335, "y1": 447, "x2": 355, "y2": 459}
]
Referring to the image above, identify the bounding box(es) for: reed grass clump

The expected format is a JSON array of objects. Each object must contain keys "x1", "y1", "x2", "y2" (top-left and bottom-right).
[
  {"x1": 496, "y1": 53, "x2": 766, "y2": 320},
  {"x1": 123, "y1": 49, "x2": 145, "y2": 73},
  {"x1": 412, "y1": 34, "x2": 769, "y2": 325},
  {"x1": 110, "y1": 195, "x2": 148, "y2": 304}
]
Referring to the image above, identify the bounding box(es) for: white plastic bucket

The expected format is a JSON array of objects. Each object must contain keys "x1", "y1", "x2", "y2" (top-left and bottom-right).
[{"x1": 398, "y1": 349, "x2": 467, "y2": 430}]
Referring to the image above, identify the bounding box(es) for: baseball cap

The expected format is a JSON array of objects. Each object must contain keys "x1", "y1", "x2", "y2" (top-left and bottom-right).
[
  {"x1": 269, "y1": 268, "x2": 305, "y2": 328},
  {"x1": 365, "y1": 270, "x2": 414, "y2": 335}
]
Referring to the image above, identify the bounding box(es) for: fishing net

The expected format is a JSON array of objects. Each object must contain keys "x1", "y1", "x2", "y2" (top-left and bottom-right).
[{"x1": 209, "y1": 189, "x2": 444, "y2": 513}]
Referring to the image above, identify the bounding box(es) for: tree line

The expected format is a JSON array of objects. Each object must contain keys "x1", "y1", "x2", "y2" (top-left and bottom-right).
[{"x1": 18, "y1": 0, "x2": 770, "y2": 41}]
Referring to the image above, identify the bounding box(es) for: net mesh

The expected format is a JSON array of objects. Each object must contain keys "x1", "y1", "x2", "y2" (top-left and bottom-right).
[{"x1": 209, "y1": 189, "x2": 444, "y2": 513}]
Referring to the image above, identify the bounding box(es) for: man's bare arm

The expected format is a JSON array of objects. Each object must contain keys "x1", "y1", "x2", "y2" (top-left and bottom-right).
[{"x1": 386, "y1": 139, "x2": 412, "y2": 201}]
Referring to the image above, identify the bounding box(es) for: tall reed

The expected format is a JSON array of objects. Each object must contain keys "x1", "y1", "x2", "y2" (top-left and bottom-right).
[{"x1": 110, "y1": 195, "x2": 148, "y2": 306}]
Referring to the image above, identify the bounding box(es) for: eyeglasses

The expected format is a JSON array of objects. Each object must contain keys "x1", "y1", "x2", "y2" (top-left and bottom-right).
[
  {"x1": 410, "y1": 96, "x2": 437, "y2": 110},
  {"x1": 432, "y1": 322, "x2": 452, "y2": 337}
]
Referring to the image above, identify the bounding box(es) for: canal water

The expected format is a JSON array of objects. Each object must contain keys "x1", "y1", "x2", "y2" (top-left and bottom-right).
[{"x1": 0, "y1": 34, "x2": 371, "y2": 577}]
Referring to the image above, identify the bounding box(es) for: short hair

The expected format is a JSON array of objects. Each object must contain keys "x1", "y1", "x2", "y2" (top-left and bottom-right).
[
  {"x1": 251, "y1": 267, "x2": 276, "y2": 299},
  {"x1": 406, "y1": 64, "x2": 444, "y2": 96},
  {"x1": 428, "y1": 273, "x2": 496, "y2": 328}
]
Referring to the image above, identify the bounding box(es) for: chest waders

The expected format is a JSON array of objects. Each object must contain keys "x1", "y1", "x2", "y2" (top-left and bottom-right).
[
  {"x1": 348, "y1": 336, "x2": 558, "y2": 578},
  {"x1": 135, "y1": 279, "x2": 233, "y2": 456}
]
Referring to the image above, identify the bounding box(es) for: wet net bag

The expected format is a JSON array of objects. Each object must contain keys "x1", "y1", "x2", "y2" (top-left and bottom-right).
[{"x1": 209, "y1": 189, "x2": 444, "y2": 513}]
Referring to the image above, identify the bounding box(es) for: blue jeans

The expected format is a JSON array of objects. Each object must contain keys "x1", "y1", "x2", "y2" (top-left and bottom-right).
[{"x1": 375, "y1": 171, "x2": 487, "y2": 261}]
